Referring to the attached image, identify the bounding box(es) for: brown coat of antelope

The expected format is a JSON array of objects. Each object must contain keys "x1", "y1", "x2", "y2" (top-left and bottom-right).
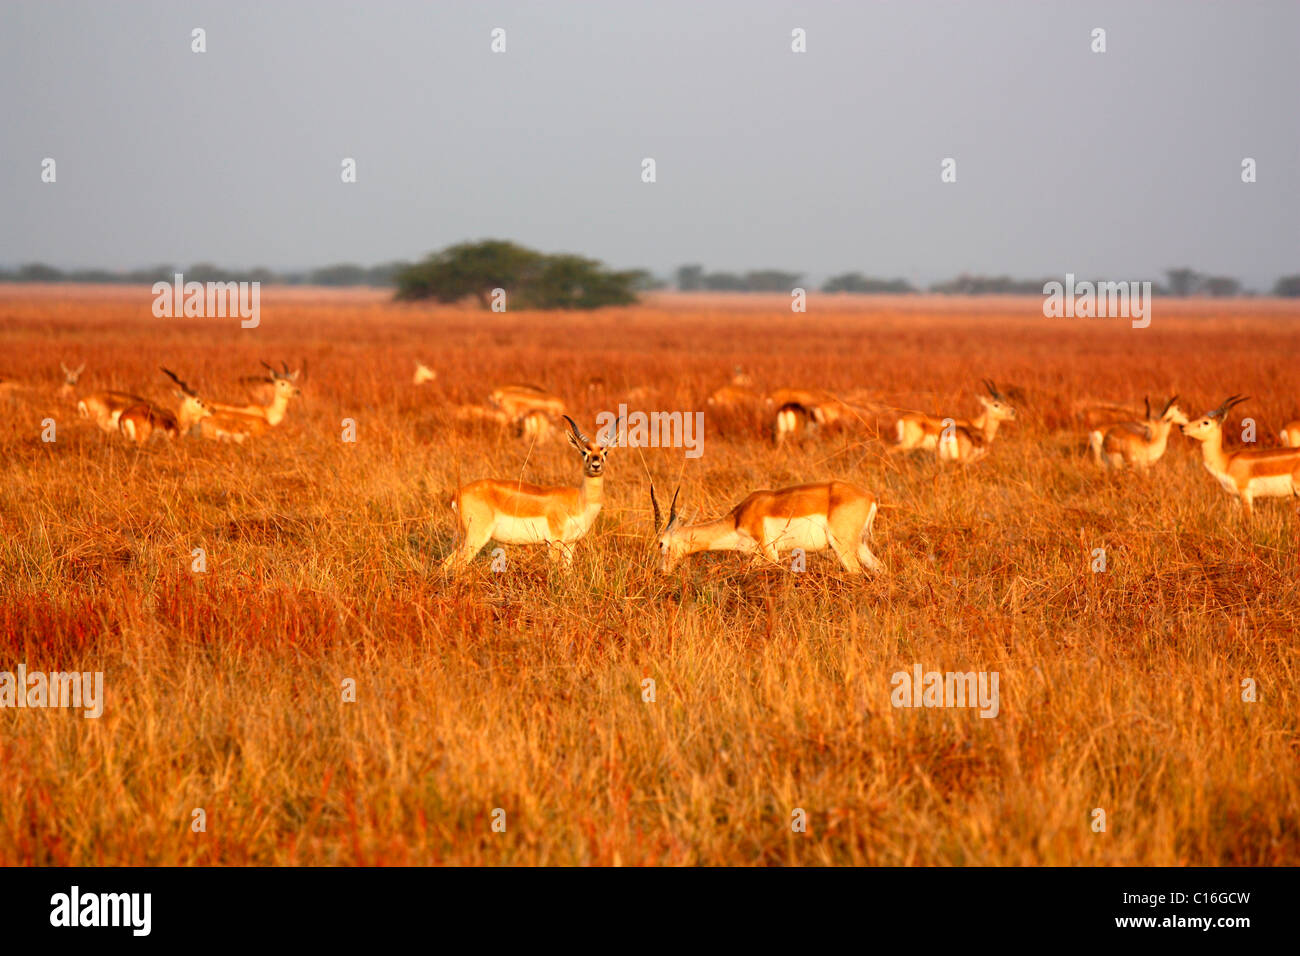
[
  {"x1": 119, "y1": 368, "x2": 213, "y2": 444},
  {"x1": 650, "y1": 479, "x2": 884, "y2": 574},
  {"x1": 1181, "y1": 396, "x2": 1300, "y2": 519},
  {"x1": 1089, "y1": 396, "x2": 1189, "y2": 470},
  {"x1": 891, "y1": 380, "x2": 1016, "y2": 464},
  {"x1": 207, "y1": 361, "x2": 303, "y2": 426}
]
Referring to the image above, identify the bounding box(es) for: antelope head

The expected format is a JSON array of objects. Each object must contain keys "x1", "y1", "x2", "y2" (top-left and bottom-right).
[
  {"x1": 261, "y1": 360, "x2": 304, "y2": 399},
  {"x1": 978, "y1": 379, "x2": 1017, "y2": 422},
  {"x1": 1160, "y1": 395, "x2": 1189, "y2": 426},
  {"x1": 1182, "y1": 395, "x2": 1248, "y2": 442},
  {"x1": 161, "y1": 367, "x2": 213, "y2": 426},
  {"x1": 650, "y1": 481, "x2": 685, "y2": 573},
  {"x1": 564, "y1": 415, "x2": 616, "y2": 478},
  {"x1": 58, "y1": 362, "x2": 84, "y2": 398},
  {"x1": 413, "y1": 362, "x2": 437, "y2": 386}
]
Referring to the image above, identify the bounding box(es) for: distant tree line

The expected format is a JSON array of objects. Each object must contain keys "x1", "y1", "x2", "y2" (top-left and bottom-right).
[
  {"x1": 0, "y1": 261, "x2": 410, "y2": 286},
  {"x1": 676, "y1": 264, "x2": 1300, "y2": 297},
  {"x1": 6, "y1": 256, "x2": 1300, "y2": 299}
]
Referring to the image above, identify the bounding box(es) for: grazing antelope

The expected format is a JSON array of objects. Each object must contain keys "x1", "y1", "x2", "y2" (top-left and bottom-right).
[
  {"x1": 773, "y1": 402, "x2": 824, "y2": 446},
  {"x1": 1280, "y1": 420, "x2": 1300, "y2": 447},
  {"x1": 1181, "y1": 396, "x2": 1300, "y2": 519},
  {"x1": 58, "y1": 362, "x2": 85, "y2": 402},
  {"x1": 413, "y1": 362, "x2": 438, "y2": 386},
  {"x1": 1089, "y1": 396, "x2": 1189, "y2": 470},
  {"x1": 208, "y1": 361, "x2": 302, "y2": 425},
  {"x1": 119, "y1": 369, "x2": 213, "y2": 443},
  {"x1": 650, "y1": 479, "x2": 884, "y2": 574},
  {"x1": 892, "y1": 380, "x2": 1016, "y2": 461},
  {"x1": 489, "y1": 384, "x2": 565, "y2": 421},
  {"x1": 441, "y1": 416, "x2": 615, "y2": 570}
]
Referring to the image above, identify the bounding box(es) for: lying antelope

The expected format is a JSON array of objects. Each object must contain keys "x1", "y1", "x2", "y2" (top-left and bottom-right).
[
  {"x1": 650, "y1": 479, "x2": 884, "y2": 574},
  {"x1": 1280, "y1": 420, "x2": 1300, "y2": 447},
  {"x1": 892, "y1": 381, "x2": 1016, "y2": 462},
  {"x1": 119, "y1": 369, "x2": 214, "y2": 444},
  {"x1": 413, "y1": 362, "x2": 437, "y2": 386},
  {"x1": 1089, "y1": 396, "x2": 1189, "y2": 470},
  {"x1": 156, "y1": 369, "x2": 269, "y2": 442},
  {"x1": 77, "y1": 372, "x2": 152, "y2": 434},
  {"x1": 441, "y1": 416, "x2": 615, "y2": 570},
  {"x1": 209, "y1": 361, "x2": 302, "y2": 426},
  {"x1": 489, "y1": 384, "x2": 565, "y2": 421},
  {"x1": 1182, "y1": 396, "x2": 1300, "y2": 519}
]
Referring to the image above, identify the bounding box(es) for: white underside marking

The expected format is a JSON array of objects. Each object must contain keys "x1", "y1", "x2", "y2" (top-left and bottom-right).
[
  {"x1": 761, "y1": 515, "x2": 831, "y2": 552},
  {"x1": 490, "y1": 515, "x2": 554, "y2": 545},
  {"x1": 1245, "y1": 473, "x2": 1295, "y2": 498}
]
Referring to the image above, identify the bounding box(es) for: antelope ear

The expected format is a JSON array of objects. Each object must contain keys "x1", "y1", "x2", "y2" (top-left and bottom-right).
[{"x1": 566, "y1": 429, "x2": 584, "y2": 450}]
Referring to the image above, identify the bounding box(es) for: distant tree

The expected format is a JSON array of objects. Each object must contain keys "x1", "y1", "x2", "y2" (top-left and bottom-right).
[
  {"x1": 930, "y1": 274, "x2": 1047, "y2": 295},
  {"x1": 366, "y1": 261, "x2": 409, "y2": 286},
  {"x1": 701, "y1": 272, "x2": 745, "y2": 291},
  {"x1": 1165, "y1": 268, "x2": 1202, "y2": 296},
  {"x1": 676, "y1": 264, "x2": 704, "y2": 291},
  {"x1": 743, "y1": 270, "x2": 802, "y2": 292},
  {"x1": 1273, "y1": 275, "x2": 1300, "y2": 297},
  {"x1": 17, "y1": 263, "x2": 64, "y2": 281},
  {"x1": 517, "y1": 254, "x2": 640, "y2": 309},
  {"x1": 395, "y1": 240, "x2": 640, "y2": 309},
  {"x1": 309, "y1": 263, "x2": 370, "y2": 286},
  {"x1": 823, "y1": 273, "x2": 916, "y2": 294},
  {"x1": 1202, "y1": 276, "x2": 1241, "y2": 297},
  {"x1": 395, "y1": 240, "x2": 544, "y2": 306}
]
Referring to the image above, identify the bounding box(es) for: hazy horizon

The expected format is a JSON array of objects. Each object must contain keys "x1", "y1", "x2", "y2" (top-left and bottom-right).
[{"x1": 3, "y1": 1, "x2": 1297, "y2": 290}]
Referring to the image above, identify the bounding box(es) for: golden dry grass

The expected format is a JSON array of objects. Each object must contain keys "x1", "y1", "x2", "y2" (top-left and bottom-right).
[{"x1": 1, "y1": 285, "x2": 1297, "y2": 865}]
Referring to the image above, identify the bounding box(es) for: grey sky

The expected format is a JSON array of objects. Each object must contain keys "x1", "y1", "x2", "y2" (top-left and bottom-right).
[{"x1": 3, "y1": 0, "x2": 1297, "y2": 288}]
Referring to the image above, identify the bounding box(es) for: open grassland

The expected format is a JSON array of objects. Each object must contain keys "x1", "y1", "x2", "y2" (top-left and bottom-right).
[{"x1": 1, "y1": 286, "x2": 1297, "y2": 865}]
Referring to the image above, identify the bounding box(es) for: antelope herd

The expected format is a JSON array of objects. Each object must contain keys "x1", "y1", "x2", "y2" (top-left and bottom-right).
[{"x1": 6, "y1": 359, "x2": 1299, "y2": 575}]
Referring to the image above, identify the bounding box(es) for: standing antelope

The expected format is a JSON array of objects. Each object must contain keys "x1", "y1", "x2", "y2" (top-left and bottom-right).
[
  {"x1": 1280, "y1": 420, "x2": 1300, "y2": 447},
  {"x1": 119, "y1": 368, "x2": 213, "y2": 444},
  {"x1": 892, "y1": 380, "x2": 1016, "y2": 462},
  {"x1": 58, "y1": 362, "x2": 85, "y2": 402},
  {"x1": 1089, "y1": 396, "x2": 1189, "y2": 470},
  {"x1": 208, "y1": 361, "x2": 302, "y2": 425},
  {"x1": 441, "y1": 416, "x2": 615, "y2": 570},
  {"x1": 650, "y1": 479, "x2": 884, "y2": 574},
  {"x1": 1181, "y1": 396, "x2": 1300, "y2": 519}
]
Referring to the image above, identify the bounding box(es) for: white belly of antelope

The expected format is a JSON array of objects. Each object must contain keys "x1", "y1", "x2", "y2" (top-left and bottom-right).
[
  {"x1": 490, "y1": 515, "x2": 556, "y2": 545},
  {"x1": 762, "y1": 515, "x2": 831, "y2": 553},
  {"x1": 1245, "y1": 473, "x2": 1295, "y2": 498}
]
